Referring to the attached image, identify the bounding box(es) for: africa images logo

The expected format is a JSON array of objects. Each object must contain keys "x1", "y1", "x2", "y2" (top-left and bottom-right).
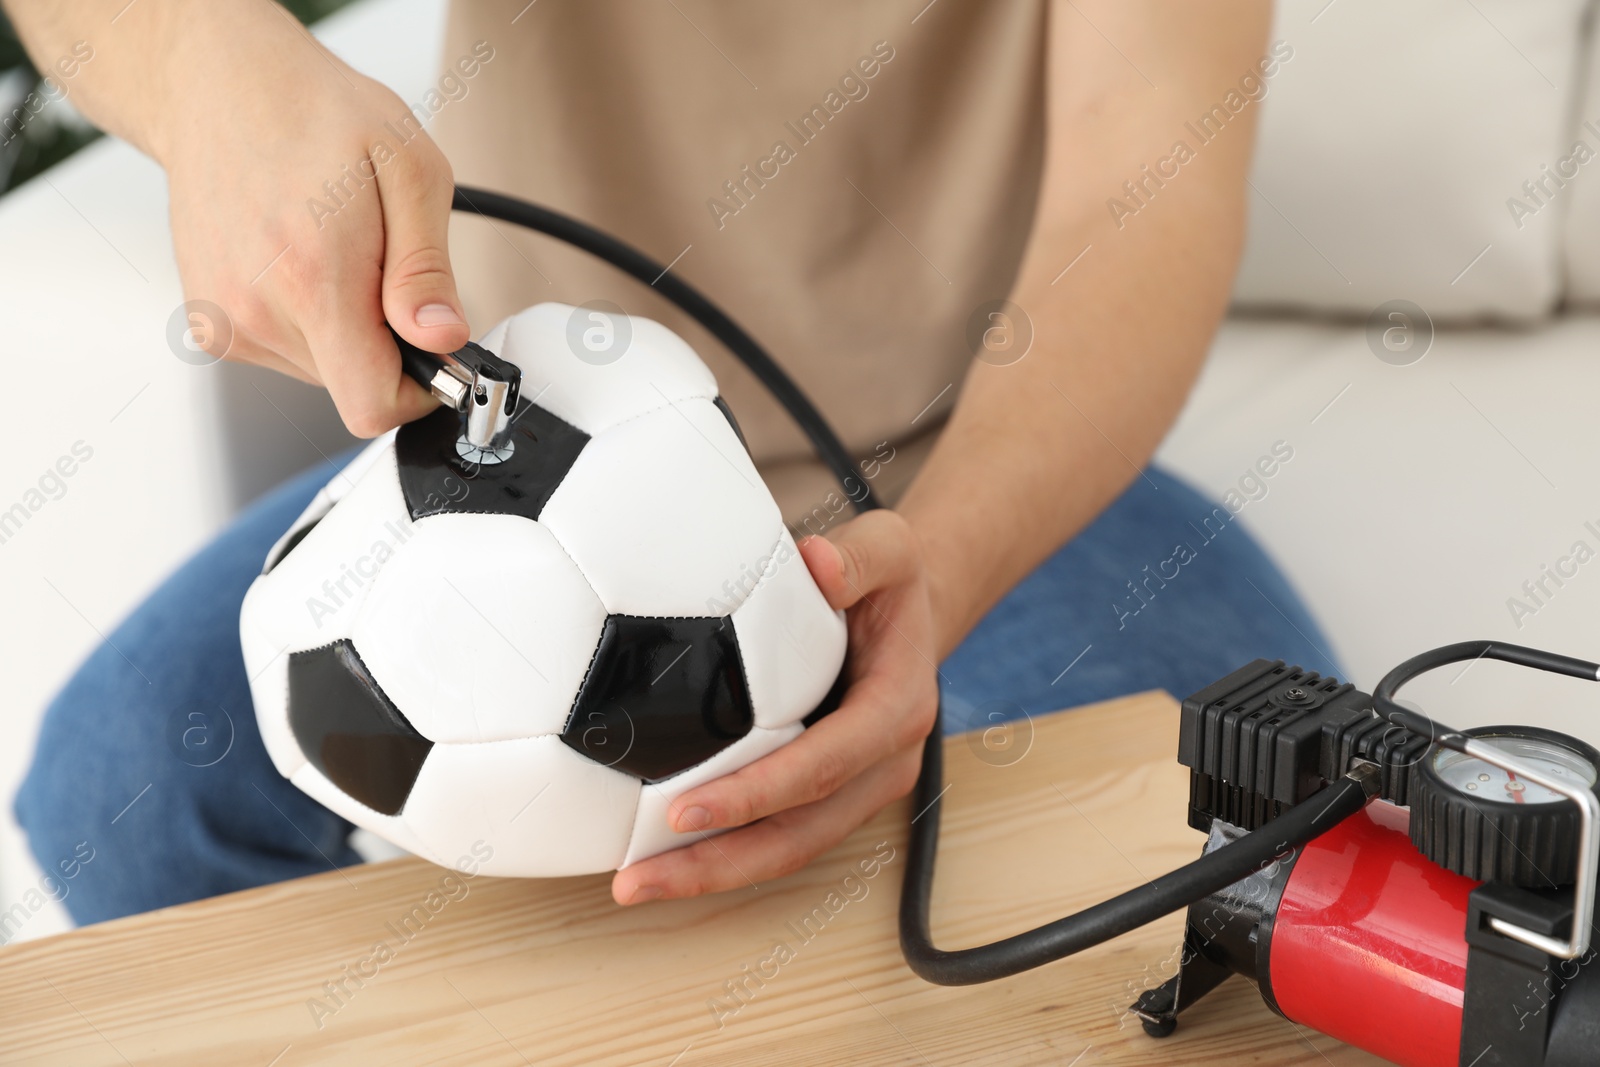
[
  {"x1": 704, "y1": 41, "x2": 896, "y2": 229},
  {"x1": 1105, "y1": 40, "x2": 1294, "y2": 230}
]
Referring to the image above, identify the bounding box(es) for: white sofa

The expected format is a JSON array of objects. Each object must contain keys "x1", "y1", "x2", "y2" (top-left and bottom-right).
[
  {"x1": 5, "y1": 0, "x2": 1600, "y2": 940},
  {"x1": 1161, "y1": 0, "x2": 1600, "y2": 736}
]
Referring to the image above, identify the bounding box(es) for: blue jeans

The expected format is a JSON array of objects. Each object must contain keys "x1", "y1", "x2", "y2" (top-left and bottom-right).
[{"x1": 14, "y1": 461, "x2": 1336, "y2": 926}]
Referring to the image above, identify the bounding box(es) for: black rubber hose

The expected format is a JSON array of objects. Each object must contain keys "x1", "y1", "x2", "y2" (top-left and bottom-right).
[
  {"x1": 449, "y1": 184, "x2": 880, "y2": 513},
  {"x1": 443, "y1": 183, "x2": 1375, "y2": 989},
  {"x1": 897, "y1": 727, "x2": 1372, "y2": 985}
]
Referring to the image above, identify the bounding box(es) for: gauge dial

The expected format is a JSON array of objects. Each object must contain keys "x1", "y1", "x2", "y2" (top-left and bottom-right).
[
  {"x1": 1428, "y1": 736, "x2": 1597, "y2": 805},
  {"x1": 1411, "y1": 726, "x2": 1600, "y2": 887}
]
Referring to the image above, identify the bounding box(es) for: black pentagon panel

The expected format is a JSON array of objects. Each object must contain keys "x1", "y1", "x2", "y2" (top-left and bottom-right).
[
  {"x1": 263, "y1": 514, "x2": 323, "y2": 575},
  {"x1": 712, "y1": 394, "x2": 748, "y2": 452},
  {"x1": 803, "y1": 657, "x2": 850, "y2": 728},
  {"x1": 395, "y1": 402, "x2": 590, "y2": 523},
  {"x1": 288, "y1": 640, "x2": 432, "y2": 816},
  {"x1": 563, "y1": 615, "x2": 754, "y2": 782}
]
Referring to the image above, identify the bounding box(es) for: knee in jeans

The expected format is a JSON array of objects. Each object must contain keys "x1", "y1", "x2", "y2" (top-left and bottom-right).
[
  {"x1": 13, "y1": 673, "x2": 171, "y2": 863},
  {"x1": 15, "y1": 724, "x2": 102, "y2": 859}
]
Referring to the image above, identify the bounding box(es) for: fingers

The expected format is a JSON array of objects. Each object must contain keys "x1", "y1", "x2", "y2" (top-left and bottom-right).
[
  {"x1": 221, "y1": 332, "x2": 323, "y2": 386},
  {"x1": 290, "y1": 136, "x2": 462, "y2": 437},
  {"x1": 276, "y1": 133, "x2": 461, "y2": 438},
  {"x1": 612, "y1": 744, "x2": 921, "y2": 904},
  {"x1": 612, "y1": 508, "x2": 938, "y2": 905},
  {"x1": 160, "y1": 52, "x2": 461, "y2": 437},
  {"x1": 300, "y1": 288, "x2": 437, "y2": 437},
  {"x1": 798, "y1": 509, "x2": 922, "y2": 612},
  {"x1": 375, "y1": 138, "x2": 469, "y2": 355},
  {"x1": 672, "y1": 510, "x2": 938, "y2": 835},
  {"x1": 670, "y1": 667, "x2": 932, "y2": 834}
]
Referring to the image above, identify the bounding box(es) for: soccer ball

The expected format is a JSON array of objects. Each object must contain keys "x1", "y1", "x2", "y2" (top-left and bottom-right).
[{"x1": 239, "y1": 303, "x2": 847, "y2": 876}]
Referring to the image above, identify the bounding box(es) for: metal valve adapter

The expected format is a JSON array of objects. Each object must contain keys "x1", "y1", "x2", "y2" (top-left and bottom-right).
[{"x1": 388, "y1": 325, "x2": 522, "y2": 451}]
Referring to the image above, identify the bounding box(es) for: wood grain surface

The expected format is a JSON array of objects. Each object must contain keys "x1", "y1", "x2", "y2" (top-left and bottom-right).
[{"x1": 0, "y1": 691, "x2": 1384, "y2": 1066}]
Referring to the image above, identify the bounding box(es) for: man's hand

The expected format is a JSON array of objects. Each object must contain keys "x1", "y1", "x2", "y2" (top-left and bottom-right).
[
  {"x1": 160, "y1": 3, "x2": 468, "y2": 436},
  {"x1": 4, "y1": 0, "x2": 468, "y2": 437},
  {"x1": 611, "y1": 509, "x2": 938, "y2": 905}
]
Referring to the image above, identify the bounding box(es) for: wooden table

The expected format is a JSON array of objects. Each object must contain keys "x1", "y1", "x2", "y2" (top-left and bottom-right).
[{"x1": 0, "y1": 692, "x2": 1384, "y2": 1066}]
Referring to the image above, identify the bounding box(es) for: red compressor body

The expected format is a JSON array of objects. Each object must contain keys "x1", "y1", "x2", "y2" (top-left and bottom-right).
[{"x1": 1269, "y1": 801, "x2": 1474, "y2": 1067}]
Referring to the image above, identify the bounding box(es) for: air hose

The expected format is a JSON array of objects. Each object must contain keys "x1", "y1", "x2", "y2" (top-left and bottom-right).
[{"x1": 446, "y1": 183, "x2": 1378, "y2": 986}]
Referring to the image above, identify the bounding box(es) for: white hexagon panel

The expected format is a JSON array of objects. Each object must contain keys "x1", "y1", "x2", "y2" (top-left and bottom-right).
[{"x1": 353, "y1": 514, "x2": 608, "y2": 744}]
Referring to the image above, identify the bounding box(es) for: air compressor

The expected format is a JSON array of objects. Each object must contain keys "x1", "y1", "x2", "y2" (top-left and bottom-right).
[
  {"x1": 1127, "y1": 655, "x2": 1600, "y2": 1067},
  {"x1": 416, "y1": 187, "x2": 1600, "y2": 1067}
]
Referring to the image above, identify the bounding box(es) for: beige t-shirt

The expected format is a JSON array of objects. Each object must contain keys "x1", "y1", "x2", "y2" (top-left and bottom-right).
[{"x1": 430, "y1": 0, "x2": 1045, "y2": 527}]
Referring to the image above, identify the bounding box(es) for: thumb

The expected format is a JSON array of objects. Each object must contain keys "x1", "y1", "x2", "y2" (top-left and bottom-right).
[
  {"x1": 798, "y1": 510, "x2": 919, "y2": 612},
  {"x1": 377, "y1": 145, "x2": 470, "y2": 354}
]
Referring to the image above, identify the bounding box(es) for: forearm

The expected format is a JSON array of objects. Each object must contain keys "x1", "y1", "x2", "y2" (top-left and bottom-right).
[
  {"x1": 1, "y1": 0, "x2": 312, "y2": 164},
  {"x1": 900, "y1": 185, "x2": 1243, "y2": 658},
  {"x1": 897, "y1": 0, "x2": 1272, "y2": 658}
]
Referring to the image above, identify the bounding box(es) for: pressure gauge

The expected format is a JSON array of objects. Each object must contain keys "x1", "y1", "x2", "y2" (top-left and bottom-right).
[{"x1": 1410, "y1": 726, "x2": 1600, "y2": 887}]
